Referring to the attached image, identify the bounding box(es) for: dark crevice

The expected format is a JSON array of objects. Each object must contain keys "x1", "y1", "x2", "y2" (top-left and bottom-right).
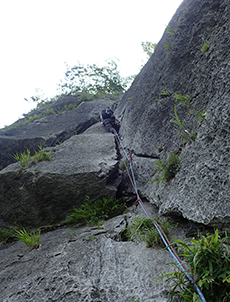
[{"x1": 134, "y1": 153, "x2": 159, "y2": 160}]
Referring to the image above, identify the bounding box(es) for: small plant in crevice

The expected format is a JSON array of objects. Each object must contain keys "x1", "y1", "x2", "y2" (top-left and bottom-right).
[
  {"x1": 14, "y1": 228, "x2": 41, "y2": 249},
  {"x1": 65, "y1": 196, "x2": 126, "y2": 226},
  {"x1": 152, "y1": 151, "x2": 181, "y2": 183},
  {"x1": 164, "y1": 40, "x2": 172, "y2": 52},
  {"x1": 161, "y1": 90, "x2": 171, "y2": 97},
  {"x1": 0, "y1": 226, "x2": 41, "y2": 249},
  {"x1": 174, "y1": 93, "x2": 191, "y2": 108},
  {"x1": 125, "y1": 217, "x2": 172, "y2": 248},
  {"x1": 129, "y1": 297, "x2": 140, "y2": 302},
  {"x1": 13, "y1": 145, "x2": 53, "y2": 169},
  {"x1": 0, "y1": 227, "x2": 18, "y2": 244},
  {"x1": 189, "y1": 108, "x2": 206, "y2": 124},
  {"x1": 171, "y1": 104, "x2": 196, "y2": 144},
  {"x1": 119, "y1": 158, "x2": 129, "y2": 171},
  {"x1": 199, "y1": 38, "x2": 210, "y2": 53},
  {"x1": 166, "y1": 25, "x2": 176, "y2": 36},
  {"x1": 153, "y1": 230, "x2": 230, "y2": 302}
]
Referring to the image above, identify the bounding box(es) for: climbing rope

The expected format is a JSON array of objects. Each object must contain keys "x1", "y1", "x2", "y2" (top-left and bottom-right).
[{"x1": 112, "y1": 128, "x2": 207, "y2": 302}]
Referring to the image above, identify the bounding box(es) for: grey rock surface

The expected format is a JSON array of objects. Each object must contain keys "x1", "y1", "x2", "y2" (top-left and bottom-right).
[
  {"x1": 116, "y1": 0, "x2": 230, "y2": 226},
  {"x1": 0, "y1": 132, "x2": 119, "y2": 227},
  {"x1": 0, "y1": 97, "x2": 115, "y2": 170},
  {"x1": 0, "y1": 205, "x2": 175, "y2": 302}
]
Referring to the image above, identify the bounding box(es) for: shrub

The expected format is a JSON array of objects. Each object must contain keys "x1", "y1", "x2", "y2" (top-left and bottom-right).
[
  {"x1": 65, "y1": 196, "x2": 126, "y2": 226},
  {"x1": 153, "y1": 151, "x2": 180, "y2": 183},
  {"x1": 13, "y1": 145, "x2": 53, "y2": 169},
  {"x1": 125, "y1": 217, "x2": 172, "y2": 248},
  {"x1": 154, "y1": 230, "x2": 230, "y2": 302}
]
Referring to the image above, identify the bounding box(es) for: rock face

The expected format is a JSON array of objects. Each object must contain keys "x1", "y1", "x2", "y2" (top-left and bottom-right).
[
  {"x1": 0, "y1": 127, "x2": 120, "y2": 227},
  {"x1": 116, "y1": 0, "x2": 230, "y2": 226},
  {"x1": 0, "y1": 205, "x2": 175, "y2": 302},
  {"x1": 0, "y1": 96, "x2": 125, "y2": 228},
  {"x1": 1, "y1": 1, "x2": 230, "y2": 301},
  {"x1": 0, "y1": 96, "x2": 115, "y2": 171}
]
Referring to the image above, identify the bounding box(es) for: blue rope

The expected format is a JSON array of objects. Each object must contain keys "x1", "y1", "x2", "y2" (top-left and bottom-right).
[{"x1": 113, "y1": 129, "x2": 206, "y2": 302}]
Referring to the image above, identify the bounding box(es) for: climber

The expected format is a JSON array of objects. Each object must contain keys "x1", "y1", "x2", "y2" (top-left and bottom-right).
[{"x1": 100, "y1": 108, "x2": 120, "y2": 133}]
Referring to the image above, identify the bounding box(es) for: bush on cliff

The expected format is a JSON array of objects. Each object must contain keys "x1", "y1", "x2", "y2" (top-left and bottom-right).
[{"x1": 155, "y1": 230, "x2": 230, "y2": 302}]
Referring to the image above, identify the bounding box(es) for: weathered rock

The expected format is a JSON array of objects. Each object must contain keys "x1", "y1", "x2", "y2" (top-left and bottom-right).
[
  {"x1": 0, "y1": 97, "x2": 115, "y2": 171},
  {"x1": 0, "y1": 136, "x2": 46, "y2": 171},
  {"x1": 0, "y1": 129, "x2": 120, "y2": 228},
  {"x1": 0, "y1": 205, "x2": 175, "y2": 302},
  {"x1": 116, "y1": 0, "x2": 230, "y2": 226}
]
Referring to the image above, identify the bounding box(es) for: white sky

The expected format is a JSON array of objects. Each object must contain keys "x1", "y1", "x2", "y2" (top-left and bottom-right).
[{"x1": 0, "y1": 0, "x2": 183, "y2": 129}]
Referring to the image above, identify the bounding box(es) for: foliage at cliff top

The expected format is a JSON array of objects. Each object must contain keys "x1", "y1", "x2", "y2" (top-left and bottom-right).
[{"x1": 57, "y1": 59, "x2": 134, "y2": 97}]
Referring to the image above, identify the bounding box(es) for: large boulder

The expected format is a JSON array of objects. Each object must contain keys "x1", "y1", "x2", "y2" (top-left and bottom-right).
[
  {"x1": 0, "y1": 97, "x2": 116, "y2": 171},
  {"x1": 116, "y1": 0, "x2": 230, "y2": 226},
  {"x1": 0, "y1": 127, "x2": 120, "y2": 228}
]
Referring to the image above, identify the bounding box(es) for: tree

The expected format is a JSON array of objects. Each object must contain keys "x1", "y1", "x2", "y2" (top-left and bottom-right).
[{"x1": 57, "y1": 59, "x2": 133, "y2": 97}]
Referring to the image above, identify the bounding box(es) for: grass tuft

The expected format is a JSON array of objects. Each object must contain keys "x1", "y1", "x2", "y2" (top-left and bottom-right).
[
  {"x1": 14, "y1": 228, "x2": 41, "y2": 249},
  {"x1": 125, "y1": 217, "x2": 172, "y2": 248},
  {"x1": 13, "y1": 145, "x2": 53, "y2": 169},
  {"x1": 65, "y1": 196, "x2": 126, "y2": 226},
  {"x1": 153, "y1": 151, "x2": 181, "y2": 183}
]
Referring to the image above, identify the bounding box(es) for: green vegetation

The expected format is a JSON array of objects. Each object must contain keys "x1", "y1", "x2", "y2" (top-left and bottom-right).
[
  {"x1": 174, "y1": 93, "x2": 191, "y2": 108},
  {"x1": 119, "y1": 158, "x2": 129, "y2": 171},
  {"x1": 164, "y1": 40, "x2": 172, "y2": 52},
  {"x1": 171, "y1": 104, "x2": 196, "y2": 144},
  {"x1": 0, "y1": 227, "x2": 18, "y2": 243},
  {"x1": 154, "y1": 230, "x2": 230, "y2": 302},
  {"x1": 141, "y1": 41, "x2": 157, "y2": 58},
  {"x1": 14, "y1": 228, "x2": 41, "y2": 249},
  {"x1": 13, "y1": 145, "x2": 53, "y2": 169},
  {"x1": 57, "y1": 59, "x2": 132, "y2": 98},
  {"x1": 200, "y1": 39, "x2": 210, "y2": 53},
  {"x1": 2, "y1": 58, "x2": 134, "y2": 131},
  {"x1": 153, "y1": 151, "x2": 181, "y2": 183},
  {"x1": 0, "y1": 226, "x2": 41, "y2": 249},
  {"x1": 125, "y1": 217, "x2": 171, "y2": 248},
  {"x1": 161, "y1": 91, "x2": 171, "y2": 97},
  {"x1": 3, "y1": 113, "x2": 44, "y2": 131},
  {"x1": 129, "y1": 298, "x2": 140, "y2": 302},
  {"x1": 65, "y1": 196, "x2": 126, "y2": 226},
  {"x1": 190, "y1": 108, "x2": 206, "y2": 123},
  {"x1": 166, "y1": 25, "x2": 176, "y2": 36}
]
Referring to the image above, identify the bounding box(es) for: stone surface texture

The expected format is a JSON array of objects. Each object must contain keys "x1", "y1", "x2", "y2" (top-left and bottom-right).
[
  {"x1": 0, "y1": 205, "x2": 176, "y2": 302},
  {"x1": 0, "y1": 97, "x2": 115, "y2": 170},
  {"x1": 1, "y1": 0, "x2": 230, "y2": 301},
  {"x1": 0, "y1": 129, "x2": 119, "y2": 227},
  {"x1": 116, "y1": 0, "x2": 230, "y2": 225}
]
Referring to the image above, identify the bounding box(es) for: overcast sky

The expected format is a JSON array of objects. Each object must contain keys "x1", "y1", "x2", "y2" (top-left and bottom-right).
[{"x1": 0, "y1": 0, "x2": 183, "y2": 129}]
